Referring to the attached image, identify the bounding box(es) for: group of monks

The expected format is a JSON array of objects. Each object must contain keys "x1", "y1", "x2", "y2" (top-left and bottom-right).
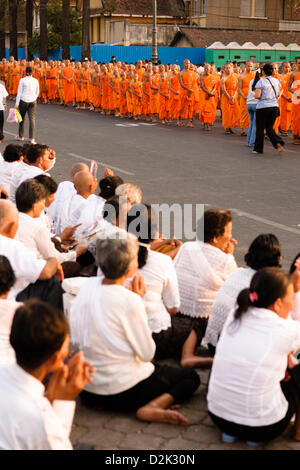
[{"x1": 1, "y1": 55, "x2": 300, "y2": 142}]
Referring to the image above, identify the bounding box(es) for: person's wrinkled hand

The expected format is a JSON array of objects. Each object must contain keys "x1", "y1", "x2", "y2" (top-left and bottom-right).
[
  {"x1": 60, "y1": 224, "x2": 82, "y2": 242},
  {"x1": 130, "y1": 274, "x2": 146, "y2": 298}
]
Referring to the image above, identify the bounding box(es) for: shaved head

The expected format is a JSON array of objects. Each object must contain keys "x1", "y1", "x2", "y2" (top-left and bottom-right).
[
  {"x1": 70, "y1": 163, "x2": 89, "y2": 179},
  {"x1": 74, "y1": 171, "x2": 96, "y2": 197}
]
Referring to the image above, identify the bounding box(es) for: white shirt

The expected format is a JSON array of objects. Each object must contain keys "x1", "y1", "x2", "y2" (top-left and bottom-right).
[
  {"x1": 47, "y1": 181, "x2": 76, "y2": 234},
  {"x1": 174, "y1": 241, "x2": 237, "y2": 318},
  {"x1": 137, "y1": 250, "x2": 180, "y2": 334},
  {"x1": 56, "y1": 193, "x2": 97, "y2": 234},
  {"x1": 70, "y1": 282, "x2": 155, "y2": 395},
  {"x1": 16, "y1": 76, "x2": 39, "y2": 106},
  {"x1": 0, "y1": 363, "x2": 75, "y2": 449},
  {"x1": 246, "y1": 79, "x2": 259, "y2": 105},
  {"x1": 0, "y1": 234, "x2": 46, "y2": 300},
  {"x1": 0, "y1": 161, "x2": 20, "y2": 197},
  {"x1": 0, "y1": 299, "x2": 22, "y2": 364},
  {"x1": 0, "y1": 83, "x2": 8, "y2": 111},
  {"x1": 9, "y1": 160, "x2": 45, "y2": 203},
  {"x1": 207, "y1": 307, "x2": 300, "y2": 427},
  {"x1": 16, "y1": 213, "x2": 76, "y2": 264}
]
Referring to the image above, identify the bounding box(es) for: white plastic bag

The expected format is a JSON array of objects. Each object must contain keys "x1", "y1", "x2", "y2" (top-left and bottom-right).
[{"x1": 6, "y1": 108, "x2": 18, "y2": 124}]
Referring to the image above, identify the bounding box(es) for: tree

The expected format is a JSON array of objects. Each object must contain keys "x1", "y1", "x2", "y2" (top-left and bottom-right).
[
  {"x1": 62, "y1": 0, "x2": 70, "y2": 60},
  {"x1": 9, "y1": 0, "x2": 19, "y2": 59},
  {"x1": 40, "y1": 0, "x2": 48, "y2": 60},
  {"x1": 0, "y1": 0, "x2": 6, "y2": 59},
  {"x1": 81, "y1": 0, "x2": 90, "y2": 61},
  {"x1": 26, "y1": 0, "x2": 34, "y2": 60}
]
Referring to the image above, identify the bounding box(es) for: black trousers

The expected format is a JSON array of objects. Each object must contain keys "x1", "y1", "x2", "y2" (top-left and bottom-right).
[
  {"x1": 0, "y1": 110, "x2": 3, "y2": 140},
  {"x1": 80, "y1": 364, "x2": 200, "y2": 412},
  {"x1": 18, "y1": 100, "x2": 37, "y2": 139},
  {"x1": 16, "y1": 275, "x2": 63, "y2": 310},
  {"x1": 254, "y1": 107, "x2": 284, "y2": 154}
]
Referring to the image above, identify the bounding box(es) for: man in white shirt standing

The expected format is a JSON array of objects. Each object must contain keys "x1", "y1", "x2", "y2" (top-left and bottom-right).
[
  {"x1": 0, "y1": 299, "x2": 95, "y2": 450},
  {"x1": 14, "y1": 66, "x2": 39, "y2": 144},
  {"x1": 0, "y1": 80, "x2": 8, "y2": 144}
]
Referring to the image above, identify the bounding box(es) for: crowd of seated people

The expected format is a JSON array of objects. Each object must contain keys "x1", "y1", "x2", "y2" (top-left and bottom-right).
[{"x1": 0, "y1": 141, "x2": 300, "y2": 449}]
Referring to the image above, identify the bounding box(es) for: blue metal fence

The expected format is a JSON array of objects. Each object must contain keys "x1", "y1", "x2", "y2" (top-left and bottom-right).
[{"x1": 5, "y1": 45, "x2": 205, "y2": 68}]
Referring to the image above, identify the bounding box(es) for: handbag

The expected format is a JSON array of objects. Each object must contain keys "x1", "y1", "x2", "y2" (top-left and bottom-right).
[
  {"x1": 266, "y1": 77, "x2": 280, "y2": 117},
  {"x1": 6, "y1": 108, "x2": 18, "y2": 124}
]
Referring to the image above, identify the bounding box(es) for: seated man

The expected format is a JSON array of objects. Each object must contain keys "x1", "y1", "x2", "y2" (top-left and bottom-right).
[
  {"x1": 0, "y1": 199, "x2": 64, "y2": 309},
  {"x1": 9, "y1": 144, "x2": 55, "y2": 203},
  {"x1": 0, "y1": 144, "x2": 23, "y2": 198},
  {"x1": 0, "y1": 299, "x2": 94, "y2": 449}
]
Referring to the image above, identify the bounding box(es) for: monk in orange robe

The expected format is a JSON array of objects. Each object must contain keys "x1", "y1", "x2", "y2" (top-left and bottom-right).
[
  {"x1": 46, "y1": 61, "x2": 58, "y2": 102},
  {"x1": 238, "y1": 61, "x2": 254, "y2": 135},
  {"x1": 200, "y1": 64, "x2": 217, "y2": 130},
  {"x1": 112, "y1": 69, "x2": 121, "y2": 116},
  {"x1": 62, "y1": 60, "x2": 75, "y2": 105},
  {"x1": 220, "y1": 62, "x2": 240, "y2": 134},
  {"x1": 135, "y1": 60, "x2": 144, "y2": 82},
  {"x1": 125, "y1": 72, "x2": 134, "y2": 117},
  {"x1": 179, "y1": 59, "x2": 195, "y2": 127},
  {"x1": 272, "y1": 63, "x2": 284, "y2": 134},
  {"x1": 101, "y1": 66, "x2": 110, "y2": 114},
  {"x1": 119, "y1": 71, "x2": 128, "y2": 118},
  {"x1": 158, "y1": 71, "x2": 170, "y2": 123},
  {"x1": 11, "y1": 62, "x2": 21, "y2": 97},
  {"x1": 93, "y1": 64, "x2": 101, "y2": 112},
  {"x1": 142, "y1": 64, "x2": 152, "y2": 120},
  {"x1": 74, "y1": 62, "x2": 82, "y2": 108},
  {"x1": 7, "y1": 57, "x2": 15, "y2": 96},
  {"x1": 168, "y1": 65, "x2": 181, "y2": 126},
  {"x1": 149, "y1": 66, "x2": 160, "y2": 122},
  {"x1": 80, "y1": 62, "x2": 89, "y2": 109},
  {"x1": 288, "y1": 57, "x2": 300, "y2": 144},
  {"x1": 132, "y1": 73, "x2": 143, "y2": 120},
  {"x1": 279, "y1": 62, "x2": 292, "y2": 136}
]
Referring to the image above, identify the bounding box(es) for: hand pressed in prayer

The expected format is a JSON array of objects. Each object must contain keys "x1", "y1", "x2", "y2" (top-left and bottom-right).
[
  {"x1": 225, "y1": 238, "x2": 238, "y2": 255},
  {"x1": 46, "y1": 352, "x2": 96, "y2": 402},
  {"x1": 103, "y1": 167, "x2": 114, "y2": 178},
  {"x1": 130, "y1": 273, "x2": 146, "y2": 298}
]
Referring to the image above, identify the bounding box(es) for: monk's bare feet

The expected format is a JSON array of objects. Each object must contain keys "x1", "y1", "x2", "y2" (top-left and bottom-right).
[
  {"x1": 277, "y1": 143, "x2": 284, "y2": 153},
  {"x1": 136, "y1": 407, "x2": 189, "y2": 426},
  {"x1": 181, "y1": 356, "x2": 213, "y2": 369},
  {"x1": 186, "y1": 122, "x2": 194, "y2": 128}
]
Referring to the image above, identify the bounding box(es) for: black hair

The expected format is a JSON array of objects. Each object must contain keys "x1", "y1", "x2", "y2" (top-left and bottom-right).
[
  {"x1": 290, "y1": 252, "x2": 300, "y2": 274},
  {"x1": 252, "y1": 70, "x2": 262, "y2": 91},
  {"x1": 126, "y1": 204, "x2": 158, "y2": 268},
  {"x1": 0, "y1": 255, "x2": 16, "y2": 296},
  {"x1": 15, "y1": 178, "x2": 47, "y2": 213},
  {"x1": 198, "y1": 209, "x2": 232, "y2": 243},
  {"x1": 233, "y1": 267, "x2": 291, "y2": 322},
  {"x1": 10, "y1": 299, "x2": 69, "y2": 370},
  {"x1": 103, "y1": 195, "x2": 122, "y2": 224},
  {"x1": 263, "y1": 63, "x2": 274, "y2": 76},
  {"x1": 244, "y1": 234, "x2": 281, "y2": 270},
  {"x1": 26, "y1": 144, "x2": 49, "y2": 164},
  {"x1": 22, "y1": 143, "x2": 32, "y2": 158},
  {"x1": 34, "y1": 174, "x2": 58, "y2": 196},
  {"x1": 26, "y1": 66, "x2": 33, "y2": 76},
  {"x1": 3, "y1": 144, "x2": 23, "y2": 163},
  {"x1": 99, "y1": 176, "x2": 124, "y2": 200}
]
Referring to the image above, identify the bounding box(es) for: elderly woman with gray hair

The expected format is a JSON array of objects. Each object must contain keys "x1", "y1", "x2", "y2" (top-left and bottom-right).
[{"x1": 69, "y1": 233, "x2": 200, "y2": 425}]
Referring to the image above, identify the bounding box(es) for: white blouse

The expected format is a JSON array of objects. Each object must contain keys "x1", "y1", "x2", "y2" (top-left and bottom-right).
[
  {"x1": 0, "y1": 299, "x2": 22, "y2": 364},
  {"x1": 137, "y1": 250, "x2": 180, "y2": 334},
  {"x1": 9, "y1": 161, "x2": 45, "y2": 203},
  {"x1": 0, "y1": 161, "x2": 20, "y2": 197},
  {"x1": 47, "y1": 181, "x2": 76, "y2": 233},
  {"x1": 70, "y1": 281, "x2": 155, "y2": 395},
  {"x1": 174, "y1": 241, "x2": 237, "y2": 318},
  {"x1": 207, "y1": 307, "x2": 300, "y2": 427}
]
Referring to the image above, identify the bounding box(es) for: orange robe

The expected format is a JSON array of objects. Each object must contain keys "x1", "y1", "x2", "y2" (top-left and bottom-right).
[
  {"x1": 150, "y1": 73, "x2": 160, "y2": 115},
  {"x1": 136, "y1": 68, "x2": 144, "y2": 81},
  {"x1": 107, "y1": 73, "x2": 114, "y2": 111},
  {"x1": 47, "y1": 67, "x2": 58, "y2": 100},
  {"x1": 180, "y1": 71, "x2": 195, "y2": 120},
  {"x1": 12, "y1": 65, "x2": 21, "y2": 96},
  {"x1": 81, "y1": 70, "x2": 89, "y2": 104},
  {"x1": 74, "y1": 69, "x2": 82, "y2": 103},
  {"x1": 63, "y1": 67, "x2": 75, "y2": 104},
  {"x1": 93, "y1": 74, "x2": 101, "y2": 109},
  {"x1": 119, "y1": 80, "x2": 128, "y2": 116},
  {"x1": 291, "y1": 72, "x2": 300, "y2": 137},
  {"x1": 132, "y1": 81, "x2": 143, "y2": 116},
  {"x1": 159, "y1": 77, "x2": 170, "y2": 120},
  {"x1": 88, "y1": 71, "x2": 94, "y2": 105},
  {"x1": 280, "y1": 73, "x2": 292, "y2": 132},
  {"x1": 273, "y1": 73, "x2": 284, "y2": 133},
  {"x1": 142, "y1": 76, "x2": 151, "y2": 116},
  {"x1": 221, "y1": 74, "x2": 240, "y2": 129},
  {"x1": 126, "y1": 79, "x2": 134, "y2": 114},
  {"x1": 169, "y1": 75, "x2": 181, "y2": 120},
  {"x1": 193, "y1": 72, "x2": 200, "y2": 116},
  {"x1": 113, "y1": 78, "x2": 120, "y2": 110},
  {"x1": 200, "y1": 75, "x2": 218, "y2": 124},
  {"x1": 239, "y1": 72, "x2": 255, "y2": 128}
]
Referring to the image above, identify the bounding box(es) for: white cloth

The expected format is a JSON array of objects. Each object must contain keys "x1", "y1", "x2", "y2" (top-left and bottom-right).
[
  {"x1": 56, "y1": 193, "x2": 97, "y2": 234},
  {"x1": 0, "y1": 161, "x2": 20, "y2": 197},
  {"x1": 16, "y1": 76, "x2": 39, "y2": 106},
  {"x1": 0, "y1": 363, "x2": 75, "y2": 449},
  {"x1": 174, "y1": 241, "x2": 237, "y2": 318},
  {"x1": 137, "y1": 250, "x2": 180, "y2": 333},
  {"x1": 0, "y1": 234, "x2": 46, "y2": 300},
  {"x1": 246, "y1": 79, "x2": 258, "y2": 105},
  {"x1": 69, "y1": 279, "x2": 155, "y2": 395},
  {"x1": 207, "y1": 307, "x2": 300, "y2": 427},
  {"x1": 204, "y1": 267, "x2": 255, "y2": 347},
  {"x1": 0, "y1": 83, "x2": 8, "y2": 111},
  {"x1": 47, "y1": 181, "x2": 76, "y2": 234},
  {"x1": 0, "y1": 299, "x2": 22, "y2": 364},
  {"x1": 9, "y1": 160, "x2": 45, "y2": 203},
  {"x1": 15, "y1": 213, "x2": 76, "y2": 264}
]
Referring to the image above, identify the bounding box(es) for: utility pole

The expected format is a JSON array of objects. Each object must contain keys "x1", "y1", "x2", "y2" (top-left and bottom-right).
[{"x1": 151, "y1": 0, "x2": 158, "y2": 64}]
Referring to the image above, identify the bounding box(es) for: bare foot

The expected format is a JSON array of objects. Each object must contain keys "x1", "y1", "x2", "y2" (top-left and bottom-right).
[
  {"x1": 181, "y1": 356, "x2": 213, "y2": 369},
  {"x1": 277, "y1": 144, "x2": 284, "y2": 152},
  {"x1": 186, "y1": 122, "x2": 194, "y2": 128},
  {"x1": 136, "y1": 407, "x2": 189, "y2": 425}
]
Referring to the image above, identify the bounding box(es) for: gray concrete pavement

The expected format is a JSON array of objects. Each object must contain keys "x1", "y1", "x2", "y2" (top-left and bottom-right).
[{"x1": 2, "y1": 102, "x2": 300, "y2": 450}]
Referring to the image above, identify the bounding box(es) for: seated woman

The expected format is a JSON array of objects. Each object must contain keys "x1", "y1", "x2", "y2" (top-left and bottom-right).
[
  {"x1": 0, "y1": 255, "x2": 21, "y2": 364},
  {"x1": 127, "y1": 204, "x2": 212, "y2": 368},
  {"x1": 69, "y1": 234, "x2": 200, "y2": 425},
  {"x1": 207, "y1": 267, "x2": 300, "y2": 444},
  {"x1": 174, "y1": 208, "x2": 238, "y2": 345},
  {"x1": 204, "y1": 233, "x2": 282, "y2": 355},
  {"x1": 15, "y1": 179, "x2": 87, "y2": 277}
]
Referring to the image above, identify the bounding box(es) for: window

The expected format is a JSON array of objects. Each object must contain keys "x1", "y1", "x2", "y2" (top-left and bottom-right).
[
  {"x1": 281, "y1": 0, "x2": 300, "y2": 20},
  {"x1": 193, "y1": 0, "x2": 206, "y2": 16},
  {"x1": 240, "y1": 0, "x2": 266, "y2": 17},
  {"x1": 194, "y1": 0, "x2": 199, "y2": 16},
  {"x1": 201, "y1": 0, "x2": 207, "y2": 15}
]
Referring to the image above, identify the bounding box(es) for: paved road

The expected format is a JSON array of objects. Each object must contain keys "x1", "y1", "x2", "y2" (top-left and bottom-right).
[{"x1": 2, "y1": 102, "x2": 300, "y2": 451}]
